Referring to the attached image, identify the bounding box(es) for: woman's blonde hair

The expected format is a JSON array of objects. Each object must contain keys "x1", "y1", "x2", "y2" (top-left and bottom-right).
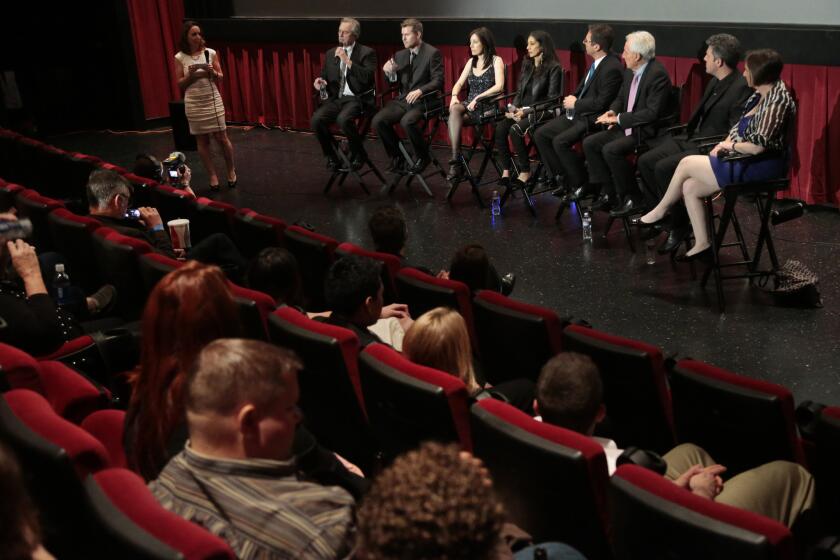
[{"x1": 403, "y1": 307, "x2": 480, "y2": 393}]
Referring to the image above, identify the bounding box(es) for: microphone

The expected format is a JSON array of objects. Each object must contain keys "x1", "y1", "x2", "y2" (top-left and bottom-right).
[{"x1": 204, "y1": 50, "x2": 210, "y2": 65}]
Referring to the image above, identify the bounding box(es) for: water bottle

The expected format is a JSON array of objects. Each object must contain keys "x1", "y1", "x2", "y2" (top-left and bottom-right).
[
  {"x1": 582, "y1": 211, "x2": 592, "y2": 242},
  {"x1": 319, "y1": 83, "x2": 328, "y2": 100},
  {"x1": 566, "y1": 107, "x2": 576, "y2": 120},
  {"x1": 52, "y1": 264, "x2": 72, "y2": 308},
  {"x1": 0, "y1": 218, "x2": 33, "y2": 242},
  {"x1": 645, "y1": 239, "x2": 657, "y2": 265},
  {"x1": 491, "y1": 190, "x2": 501, "y2": 216}
]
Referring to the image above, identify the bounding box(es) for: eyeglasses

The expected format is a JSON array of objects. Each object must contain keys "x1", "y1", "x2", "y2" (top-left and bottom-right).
[{"x1": 582, "y1": 39, "x2": 592, "y2": 44}]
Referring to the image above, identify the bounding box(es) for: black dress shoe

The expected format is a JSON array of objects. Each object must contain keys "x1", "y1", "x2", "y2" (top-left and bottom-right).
[
  {"x1": 409, "y1": 157, "x2": 430, "y2": 174},
  {"x1": 675, "y1": 246, "x2": 712, "y2": 263},
  {"x1": 590, "y1": 193, "x2": 612, "y2": 211},
  {"x1": 500, "y1": 273, "x2": 516, "y2": 296},
  {"x1": 571, "y1": 183, "x2": 599, "y2": 201},
  {"x1": 446, "y1": 163, "x2": 462, "y2": 182},
  {"x1": 658, "y1": 226, "x2": 690, "y2": 254},
  {"x1": 610, "y1": 198, "x2": 648, "y2": 218},
  {"x1": 632, "y1": 214, "x2": 667, "y2": 228}
]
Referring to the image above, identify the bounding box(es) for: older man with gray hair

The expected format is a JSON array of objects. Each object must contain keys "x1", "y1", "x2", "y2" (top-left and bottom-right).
[{"x1": 582, "y1": 30, "x2": 672, "y2": 217}]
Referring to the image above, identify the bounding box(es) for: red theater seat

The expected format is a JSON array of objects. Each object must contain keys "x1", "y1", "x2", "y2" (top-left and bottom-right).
[
  {"x1": 336, "y1": 242, "x2": 401, "y2": 304},
  {"x1": 228, "y1": 282, "x2": 276, "y2": 340},
  {"x1": 232, "y1": 208, "x2": 286, "y2": 258},
  {"x1": 81, "y1": 409, "x2": 128, "y2": 469},
  {"x1": 284, "y1": 225, "x2": 338, "y2": 311},
  {"x1": 394, "y1": 267, "x2": 476, "y2": 346}
]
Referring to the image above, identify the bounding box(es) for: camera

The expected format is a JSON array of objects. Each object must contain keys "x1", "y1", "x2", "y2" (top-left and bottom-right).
[
  {"x1": 163, "y1": 151, "x2": 187, "y2": 183},
  {"x1": 125, "y1": 208, "x2": 141, "y2": 220}
]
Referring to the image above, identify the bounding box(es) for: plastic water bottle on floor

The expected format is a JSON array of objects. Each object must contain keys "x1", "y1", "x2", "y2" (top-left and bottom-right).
[
  {"x1": 491, "y1": 190, "x2": 501, "y2": 216},
  {"x1": 645, "y1": 240, "x2": 657, "y2": 265},
  {"x1": 52, "y1": 264, "x2": 72, "y2": 308},
  {"x1": 582, "y1": 211, "x2": 592, "y2": 242}
]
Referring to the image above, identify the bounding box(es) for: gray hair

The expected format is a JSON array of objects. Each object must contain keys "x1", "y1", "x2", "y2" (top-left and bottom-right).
[
  {"x1": 706, "y1": 33, "x2": 741, "y2": 69},
  {"x1": 626, "y1": 31, "x2": 656, "y2": 61},
  {"x1": 86, "y1": 169, "x2": 131, "y2": 209},
  {"x1": 341, "y1": 17, "x2": 361, "y2": 39}
]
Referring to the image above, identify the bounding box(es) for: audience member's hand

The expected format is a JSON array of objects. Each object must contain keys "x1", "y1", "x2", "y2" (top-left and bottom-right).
[
  {"x1": 406, "y1": 89, "x2": 423, "y2": 104},
  {"x1": 436, "y1": 269, "x2": 450, "y2": 280},
  {"x1": 672, "y1": 464, "x2": 704, "y2": 490},
  {"x1": 334, "y1": 452, "x2": 365, "y2": 478},
  {"x1": 688, "y1": 464, "x2": 726, "y2": 500},
  {"x1": 459, "y1": 451, "x2": 493, "y2": 488},
  {"x1": 7, "y1": 239, "x2": 41, "y2": 281},
  {"x1": 0, "y1": 210, "x2": 18, "y2": 222},
  {"x1": 563, "y1": 95, "x2": 577, "y2": 109},
  {"x1": 138, "y1": 207, "x2": 163, "y2": 229},
  {"x1": 380, "y1": 303, "x2": 409, "y2": 320}
]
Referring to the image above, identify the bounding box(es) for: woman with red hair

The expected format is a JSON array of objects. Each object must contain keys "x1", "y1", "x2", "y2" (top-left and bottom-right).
[{"x1": 124, "y1": 260, "x2": 241, "y2": 479}]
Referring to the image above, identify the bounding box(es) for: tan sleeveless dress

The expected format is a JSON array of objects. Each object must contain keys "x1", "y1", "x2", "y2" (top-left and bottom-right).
[{"x1": 175, "y1": 48, "x2": 226, "y2": 135}]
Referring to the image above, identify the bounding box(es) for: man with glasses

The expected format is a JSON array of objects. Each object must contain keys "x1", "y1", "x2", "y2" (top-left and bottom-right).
[{"x1": 533, "y1": 24, "x2": 623, "y2": 199}]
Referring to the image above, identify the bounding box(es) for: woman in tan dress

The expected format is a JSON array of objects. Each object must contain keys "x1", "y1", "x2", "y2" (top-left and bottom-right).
[{"x1": 175, "y1": 21, "x2": 237, "y2": 191}]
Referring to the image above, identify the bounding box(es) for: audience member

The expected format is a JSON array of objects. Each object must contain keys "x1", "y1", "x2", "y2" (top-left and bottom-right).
[
  {"x1": 441, "y1": 243, "x2": 514, "y2": 296},
  {"x1": 245, "y1": 247, "x2": 304, "y2": 309},
  {"x1": 132, "y1": 153, "x2": 196, "y2": 197},
  {"x1": 402, "y1": 307, "x2": 534, "y2": 413},
  {"x1": 0, "y1": 441, "x2": 55, "y2": 560},
  {"x1": 150, "y1": 338, "x2": 355, "y2": 559},
  {"x1": 355, "y1": 441, "x2": 584, "y2": 560},
  {"x1": 321, "y1": 255, "x2": 413, "y2": 348},
  {"x1": 86, "y1": 169, "x2": 247, "y2": 279},
  {"x1": 535, "y1": 352, "x2": 815, "y2": 528}
]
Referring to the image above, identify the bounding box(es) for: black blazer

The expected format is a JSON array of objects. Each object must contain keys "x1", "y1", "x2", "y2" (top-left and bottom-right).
[
  {"x1": 685, "y1": 72, "x2": 752, "y2": 139},
  {"x1": 573, "y1": 54, "x2": 624, "y2": 129},
  {"x1": 320, "y1": 42, "x2": 377, "y2": 109},
  {"x1": 513, "y1": 62, "x2": 562, "y2": 107},
  {"x1": 389, "y1": 42, "x2": 444, "y2": 105},
  {"x1": 610, "y1": 58, "x2": 672, "y2": 140}
]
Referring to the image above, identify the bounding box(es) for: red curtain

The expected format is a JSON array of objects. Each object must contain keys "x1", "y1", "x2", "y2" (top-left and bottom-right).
[
  {"x1": 126, "y1": 0, "x2": 185, "y2": 120},
  {"x1": 133, "y1": 31, "x2": 838, "y2": 205}
]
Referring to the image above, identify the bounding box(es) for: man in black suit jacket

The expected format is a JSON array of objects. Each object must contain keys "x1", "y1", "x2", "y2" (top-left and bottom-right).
[
  {"x1": 371, "y1": 18, "x2": 444, "y2": 174},
  {"x1": 583, "y1": 31, "x2": 672, "y2": 216},
  {"x1": 533, "y1": 24, "x2": 623, "y2": 195},
  {"x1": 637, "y1": 34, "x2": 752, "y2": 253},
  {"x1": 311, "y1": 18, "x2": 377, "y2": 171}
]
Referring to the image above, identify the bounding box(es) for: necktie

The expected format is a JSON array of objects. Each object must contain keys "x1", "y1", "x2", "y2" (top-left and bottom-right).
[
  {"x1": 578, "y1": 64, "x2": 596, "y2": 96},
  {"x1": 338, "y1": 48, "x2": 348, "y2": 97},
  {"x1": 625, "y1": 72, "x2": 642, "y2": 137},
  {"x1": 409, "y1": 51, "x2": 415, "y2": 81}
]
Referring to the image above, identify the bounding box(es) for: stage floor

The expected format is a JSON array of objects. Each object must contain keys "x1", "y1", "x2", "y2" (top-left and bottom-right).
[{"x1": 46, "y1": 126, "x2": 840, "y2": 406}]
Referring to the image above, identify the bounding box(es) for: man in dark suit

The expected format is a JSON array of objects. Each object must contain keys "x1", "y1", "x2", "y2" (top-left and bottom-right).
[
  {"x1": 311, "y1": 18, "x2": 377, "y2": 171},
  {"x1": 638, "y1": 34, "x2": 752, "y2": 253},
  {"x1": 371, "y1": 18, "x2": 444, "y2": 174},
  {"x1": 533, "y1": 24, "x2": 623, "y2": 197},
  {"x1": 582, "y1": 31, "x2": 672, "y2": 216}
]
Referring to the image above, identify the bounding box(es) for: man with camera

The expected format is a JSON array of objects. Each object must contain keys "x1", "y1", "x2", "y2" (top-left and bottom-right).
[{"x1": 87, "y1": 169, "x2": 247, "y2": 280}]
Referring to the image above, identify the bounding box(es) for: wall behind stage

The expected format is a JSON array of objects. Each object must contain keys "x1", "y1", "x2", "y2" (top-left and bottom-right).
[{"x1": 232, "y1": 0, "x2": 840, "y2": 26}]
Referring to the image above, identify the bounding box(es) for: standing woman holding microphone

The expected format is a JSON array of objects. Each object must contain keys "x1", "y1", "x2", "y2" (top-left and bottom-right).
[{"x1": 174, "y1": 21, "x2": 237, "y2": 192}]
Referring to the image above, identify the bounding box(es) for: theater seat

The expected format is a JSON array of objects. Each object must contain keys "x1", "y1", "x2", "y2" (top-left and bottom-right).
[
  {"x1": 610, "y1": 464, "x2": 794, "y2": 560},
  {"x1": 88, "y1": 468, "x2": 236, "y2": 559},
  {"x1": 81, "y1": 409, "x2": 128, "y2": 469},
  {"x1": 232, "y1": 208, "x2": 286, "y2": 258},
  {"x1": 0, "y1": 341, "x2": 44, "y2": 392},
  {"x1": 472, "y1": 290, "x2": 566, "y2": 384},
  {"x1": 151, "y1": 183, "x2": 196, "y2": 225},
  {"x1": 47, "y1": 208, "x2": 104, "y2": 294},
  {"x1": 562, "y1": 324, "x2": 676, "y2": 454},
  {"x1": 394, "y1": 267, "x2": 476, "y2": 346},
  {"x1": 14, "y1": 188, "x2": 64, "y2": 250},
  {"x1": 37, "y1": 334, "x2": 111, "y2": 384},
  {"x1": 807, "y1": 406, "x2": 840, "y2": 530},
  {"x1": 267, "y1": 306, "x2": 374, "y2": 471},
  {"x1": 336, "y1": 242, "x2": 401, "y2": 304},
  {"x1": 359, "y1": 343, "x2": 472, "y2": 459},
  {"x1": 671, "y1": 359, "x2": 806, "y2": 476},
  {"x1": 138, "y1": 252, "x2": 184, "y2": 296},
  {"x1": 284, "y1": 225, "x2": 337, "y2": 311},
  {"x1": 470, "y1": 399, "x2": 611, "y2": 560},
  {"x1": 0, "y1": 179, "x2": 24, "y2": 210},
  {"x1": 192, "y1": 196, "x2": 236, "y2": 243},
  {"x1": 92, "y1": 227, "x2": 153, "y2": 320},
  {"x1": 0, "y1": 389, "x2": 111, "y2": 558},
  {"x1": 228, "y1": 282, "x2": 276, "y2": 340},
  {"x1": 36, "y1": 360, "x2": 110, "y2": 424}
]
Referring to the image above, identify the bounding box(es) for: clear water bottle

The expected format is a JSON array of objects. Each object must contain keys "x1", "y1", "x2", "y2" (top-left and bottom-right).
[
  {"x1": 52, "y1": 264, "x2": 72, "y2": 307},
  {"x1": 491, "y1": 190, "x2": 501, "y2": 216},
  {"x1": 319, "y1": 83, "x2": 328, "y2": 100},
  {"x1": 582, "y1": 211, "x2": 592, "y2": 241},
  {"x1": 566, "y1": 107, "x2": 575, "y2": 120}
]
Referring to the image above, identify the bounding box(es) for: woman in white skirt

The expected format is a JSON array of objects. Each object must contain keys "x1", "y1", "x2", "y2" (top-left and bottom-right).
[{"x1": 175, "y1": 21, "x2": 237, "y2": 191}]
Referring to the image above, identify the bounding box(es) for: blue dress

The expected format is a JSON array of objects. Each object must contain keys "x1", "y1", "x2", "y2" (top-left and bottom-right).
[{"x1": 709, "y1": 103, "x2": 787, "y2": 187}]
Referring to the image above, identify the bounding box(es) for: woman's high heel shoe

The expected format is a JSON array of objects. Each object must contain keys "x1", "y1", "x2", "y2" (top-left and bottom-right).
[
  {"x1": 209, "y1": 184, "x2": 221, "y2": 192},
  {"x1": 227, "y1": 178, "x2": 237, "y2": 189}
]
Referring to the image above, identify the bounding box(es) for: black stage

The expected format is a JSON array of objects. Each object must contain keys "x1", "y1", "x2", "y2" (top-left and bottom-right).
[{"x1": 46, "y1": 127, "x2": 840, "y2": 405}]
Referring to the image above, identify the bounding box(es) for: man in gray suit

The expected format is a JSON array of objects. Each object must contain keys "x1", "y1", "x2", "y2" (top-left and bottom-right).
[{"x1": 372, "y1": 18, "x2": 444, "y2": 174}]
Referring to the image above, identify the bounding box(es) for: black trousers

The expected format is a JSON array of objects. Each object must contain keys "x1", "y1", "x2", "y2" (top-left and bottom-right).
[
  {"x1": 310, "y1": 97, "x2": 365, "y2": 160},
  {"x1": 187, "y1": 233, "x2": 248, "y2": 282},
  {"x1": 371, "y1": 99, "x2": 427, "y2": 159},
  {"x1": 582, "y1": 128, "x2": 640, "y2": 199},
  {"x1": 637, "y1": 135, "x2": 699, "y2": 226},
  {"x1": 494, "y1": 117, "x2": 532, "y2": 171},
  {"x1": 533, "y1": 116, "x2": 589, "y2": 189}
]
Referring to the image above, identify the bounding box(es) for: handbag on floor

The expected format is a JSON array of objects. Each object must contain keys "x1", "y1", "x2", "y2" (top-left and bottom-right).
[{"x1": 772, "y1": 259, "x2": 822, "y2": 308}]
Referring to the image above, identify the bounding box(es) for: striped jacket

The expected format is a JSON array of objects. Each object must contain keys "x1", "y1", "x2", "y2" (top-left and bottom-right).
[
  {"x1": 728, "y1": 80, "x2": 796, "y2": 152},
  {"x1": 149, "y1": 444, "x2": 355, "y2": 559}
]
